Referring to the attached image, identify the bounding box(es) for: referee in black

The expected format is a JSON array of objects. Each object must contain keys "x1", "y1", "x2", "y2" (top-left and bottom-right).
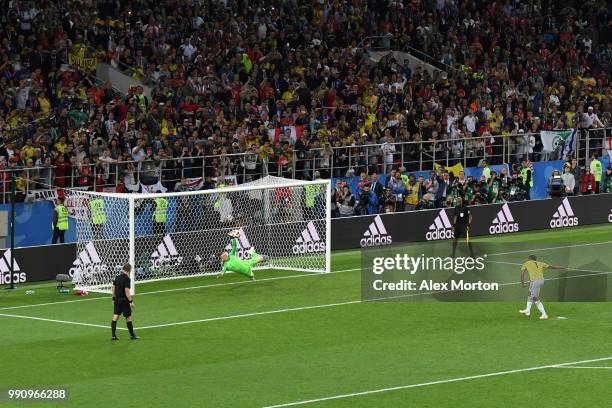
[
  {"x1": 111, "y1": 264, "x2": 139, "y2": 340},
  {"x1": 452, "y1": 196, "x2": 475, "y2": 258}
]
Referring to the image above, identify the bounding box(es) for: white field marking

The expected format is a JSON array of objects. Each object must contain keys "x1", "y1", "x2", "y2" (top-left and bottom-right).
[
  {"x1": 261, "y1": 356, "x2": 612, "y2": 408},
  {"x1": 0, "y1": 294, "x2": 109, "y2": 311},
  {"x1": 2, "y1": 238, "x2": 606, "y2": 312},
  {"x1": 136, "y1": 299, "x2": 364, "y2": 330},
  {"x1": 0, "y1": 241, "x2": 612, "y2": 310},
  {"x1": 1, "y1": 239, "x2": 609, "y2": 313},
  {"x1": 4, "y1": 260, "x2": 609, "y2": 331},
  {"x1": 484, "y1": 240, "x2": 612, "y2": 257},
  {"x1": 486, "y1": 260, "x2": 612, "y2": 275},
  {"x1": 131, "y1": 265, "x2": 612, "y2": 330},
  {"x1": 553, "y1": 366, "x2": 612, "y2": 369},
  {"x1": 0, "y1": 268, "x2": 360, "y2": 311},
  {"x1": 0, "y1": 312, "x2": 126, "y2": 330}
]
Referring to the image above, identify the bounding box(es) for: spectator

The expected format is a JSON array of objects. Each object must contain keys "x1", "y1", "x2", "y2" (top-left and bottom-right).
[
  {"x1": 569, "y1": 158, "x2": 582, "y2": 195},
  {"x1": 380, "y1": 134, "x2": 396, "y2": 174},
  {"x1": 602, "y1": 166, "x2": 612, "y2": 193},
  {"x1": 0, "y1": 0, "x2": 607, "y2": 211},
  {"x1": 387, "y1": 172, "x2": 406, "y2": 212},
  {"x1": 435, "y1": 171, "x2": 451, "y2": 208},
  {"x1": 331, "y1": 180, "x2": 343, "y2": 218},
  {"x1": 404, "y1": 174, "x2": 421, "y2": 211},
  {"x1": 561, "y1": 164, "x2": 576, "y2": 196},
  {"x1": 337, "y1": 185, "x2": 355, "y2": 217},
  {"x1": 581, "y1": 169, "x2": 597, "y2": 195},
  {"x1": 370, "y1": 172, "x2": 384, "y2": 212},
  {"x1": 382, "y1": 187, "x2": 396, "y2": 213}
]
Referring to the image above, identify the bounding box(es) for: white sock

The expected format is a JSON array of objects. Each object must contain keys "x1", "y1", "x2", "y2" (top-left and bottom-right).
[
  {"x1": 535, "y1": 301, "x2": 546, "y2": 315},
  {"x1": 525, "y1": 301, "x2": 533, "y2": 312}
]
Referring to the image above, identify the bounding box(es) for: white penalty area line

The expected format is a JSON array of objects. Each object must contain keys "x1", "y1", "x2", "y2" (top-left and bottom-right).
[
  {"x1": 119, "y1": 264, "x2": 612, "y2": 330},
  {"x1": 486, "y1": 261, "x2": 612, "y2": 276},
  {"x1": 0, "y1": 312, "x2": 127, "y2": 330},
  {"x1": 262, "y1": 356, "x2": 612, "y2": 408},
  {"x1": 553, "y1": 366, "x2": 612, "y2": 369},
  {"x1": 485, "y1": 240, "x2": 612, "y2": 257},
  {"x1": 0, "y1": 268, "x2": 361, "y2": 312},
  {"x1": 3, "y1": 238, "x2": 607, "y2": 312},
  {"x1": 136, "y1": 299, "x2": 363, "y2": 330},
  {"x1": 5, "y1": 264, "x2": 606, "y2": 332}
]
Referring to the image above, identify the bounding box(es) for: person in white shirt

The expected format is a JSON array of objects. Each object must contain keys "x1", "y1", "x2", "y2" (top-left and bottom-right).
[
  {"x1": 446, "y1": 109, "x2": 458, "y2": 133},
  {"x1": 131, "y1": 139, "x2": 146, "y2": 163},
  {"x1": 180, "y1": 39, "x2": 197, "y2": 60},
  {"x1": 449, "y1": 122, "x2": 461, "y2": 140},
  {"x1": 583, "y1": 106, "x2": 604, "y2": 128},
  {"x1": 391, "y1": 75, "x2": 407, "y2": 91},
  {"x1": 217, "y1": 195, "x2": 234, "y2": 224},
  {"x1": 462, "y1": 111, "x2": 478, "y2": 133},
  {"x1": 517, "y1": 129, "x2": 535, "y2": 160},
  {"x1": 380, "y1": 134, "x2": 396, "y2": 174},
  {"x1": 98, "y1": 148, "x2": 117, "y2": 182}
]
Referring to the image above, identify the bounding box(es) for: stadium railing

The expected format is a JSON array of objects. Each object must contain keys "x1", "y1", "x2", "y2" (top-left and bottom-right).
[
  {"x1": 585, "y1": 127, "x2": 611, "y2": 163},
  {"x1": 2, "y1": 128, "x2": 609, "y2": 204}
]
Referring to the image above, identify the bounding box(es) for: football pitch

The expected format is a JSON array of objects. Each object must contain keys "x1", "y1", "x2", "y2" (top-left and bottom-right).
[{"x1": 1, "y1": 224, "x2": 611, "y2": 407}]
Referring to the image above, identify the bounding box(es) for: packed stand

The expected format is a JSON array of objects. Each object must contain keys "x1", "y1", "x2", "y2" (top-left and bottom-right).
[{"x1": 0, "y1": 0, "x2": 609, "y2": 210}]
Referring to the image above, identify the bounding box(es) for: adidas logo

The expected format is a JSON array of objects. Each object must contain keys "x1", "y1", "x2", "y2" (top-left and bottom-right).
[
  {"x1": 292, "y1": 221, "x2": 325, "y2": 254},
  {"x1": 0, "y1": 249, "x2": 26, "y2": 284},
  {"x1": 360, "y1": 215, "x2": 392, "y2": 247},
  {"x1": 550, "y1": 198, "x2": 579, "y2": 228},
  {"x1": 70, "y1": 242, "x2": 108, "y2": 280},
  {"x1": 489, "y1": 204, "x2": 519, "y2": 234},
  {"x1": 225, "y1": 228, "x2": 253, "y2": 259},
  {"x1": 608, "y1": 209, "x2": 612, "y2": 223},
  {"x1": 151, "y1": 235, "x2": 183, "y2": 268},
  {"x1": 426, "y1": 209, "x2": 454, "y2": 241}
]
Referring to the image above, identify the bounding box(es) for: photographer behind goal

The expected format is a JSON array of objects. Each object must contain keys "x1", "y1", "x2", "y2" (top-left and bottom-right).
[{"x1": 548, "y1": 169, "x2": 565, "y2": 198}]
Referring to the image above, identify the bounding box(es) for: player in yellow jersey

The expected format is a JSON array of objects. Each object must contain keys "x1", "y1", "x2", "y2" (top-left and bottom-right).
[{"x1": 519, "y1": 255, "x2": 565, "y2": 319}]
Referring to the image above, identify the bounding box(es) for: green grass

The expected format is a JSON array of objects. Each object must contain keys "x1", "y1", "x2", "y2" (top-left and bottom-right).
[{"x1": 1, "y1": 224, "x2": 612, "y2": 407}]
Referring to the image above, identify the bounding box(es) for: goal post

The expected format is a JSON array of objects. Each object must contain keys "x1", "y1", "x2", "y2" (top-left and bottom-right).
[{"x1": 65, "y1": 176, "x2": 331, "y2": 294}]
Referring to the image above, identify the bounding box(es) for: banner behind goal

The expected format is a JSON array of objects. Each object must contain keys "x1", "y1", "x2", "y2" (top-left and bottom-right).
[{"x1": 67, "y1": 176, "x2": 331, "y2": 293}]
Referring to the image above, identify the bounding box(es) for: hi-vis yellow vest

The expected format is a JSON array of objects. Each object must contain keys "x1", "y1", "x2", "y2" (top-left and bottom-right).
[
  {"x1": 305, "y1": 185, "x2": 318, "y2": 208},
  {"x1": 521, "y1": 167, "x2": 533, "y2": 187},
  {"x1": 154, "y1": 197, "x2": 168, "y2": 223},
  {"x1": 89, "y1": 199, "x2": 106, "y2": 225},
  {"x1": 54, "y1": 205, "x2": 69, "y2": 230}
]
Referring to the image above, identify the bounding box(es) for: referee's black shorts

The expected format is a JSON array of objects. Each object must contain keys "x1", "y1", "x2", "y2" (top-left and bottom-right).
[
  {"x1": 454, "y1": 224, "x2": 468, "y2": 238},
  {"x1": 113, "y1": 300, "x2": 132, "y2": 317}
]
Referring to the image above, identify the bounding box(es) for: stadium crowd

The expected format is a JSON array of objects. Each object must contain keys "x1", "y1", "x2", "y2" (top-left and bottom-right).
[{"x1": 0, "y1": 0, "x2": 610, "y2": 211}]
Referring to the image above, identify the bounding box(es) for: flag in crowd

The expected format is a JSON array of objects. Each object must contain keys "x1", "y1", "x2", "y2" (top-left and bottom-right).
[{"x1": 541, "y1": 129, "x2": 577, "y2": 156}]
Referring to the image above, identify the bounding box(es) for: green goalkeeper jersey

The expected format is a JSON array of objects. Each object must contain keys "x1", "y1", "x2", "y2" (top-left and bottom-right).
[{"x1": 222, "y1": 238, "x2": 258, "y2": 277}]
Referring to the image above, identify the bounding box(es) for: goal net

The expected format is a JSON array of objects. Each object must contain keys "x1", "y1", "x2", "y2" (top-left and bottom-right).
[{"x1": 66, "y1": 176, "x2": 331, "y2": 294}]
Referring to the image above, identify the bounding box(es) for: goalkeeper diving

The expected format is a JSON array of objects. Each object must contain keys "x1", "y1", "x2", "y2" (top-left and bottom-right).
[{"x1": 219, "y1": 230, "x2": 267, "y2": 280}]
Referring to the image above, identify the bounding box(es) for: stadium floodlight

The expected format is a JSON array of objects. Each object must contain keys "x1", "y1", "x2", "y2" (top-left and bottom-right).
[{"x1": 66, "y1": 176, "x2": 331, "y2": 294}]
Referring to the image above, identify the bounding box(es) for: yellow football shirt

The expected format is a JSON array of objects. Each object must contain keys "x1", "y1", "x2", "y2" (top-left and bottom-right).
[{"x1": 522, "y1": 260, "x2": 549, "y2": 280}]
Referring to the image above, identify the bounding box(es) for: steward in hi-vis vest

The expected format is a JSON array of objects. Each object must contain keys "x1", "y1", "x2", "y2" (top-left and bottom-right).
[
  {"x1": 52, "y1": 196, "x2": 69, "y2": 244},
  {"x1": 89, "y1": 197, "x2": 107, "y2": 240},
  {"x1": 153, "y1": 197, "x2": 168, "y2": 235}
]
